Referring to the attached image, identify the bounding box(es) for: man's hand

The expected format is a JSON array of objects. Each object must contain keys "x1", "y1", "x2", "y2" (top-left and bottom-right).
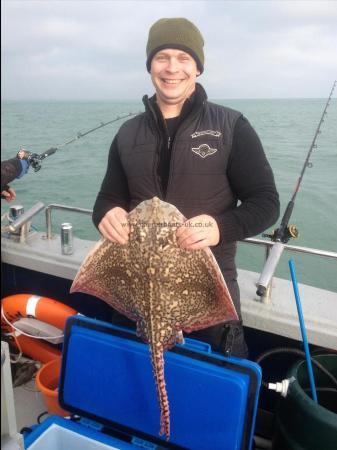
[
  {"x1": 17, "y1": 149, "x2": 30, "y2": 160},
  {"x1": 1, "y1": 187, "x2": 16, "y2": 202},
  {"x1": 176, "y1": 214, "x2": 220, "y2": 250},
  {"x1": 98, "y1": 207, "x2": 130, "y2": 245}
]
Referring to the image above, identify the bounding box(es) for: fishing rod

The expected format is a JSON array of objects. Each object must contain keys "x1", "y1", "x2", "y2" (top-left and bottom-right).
[
  {"x1": 256, "y1": 80, "x2": 336, "y2": 297},
  {"x1": 17, "y1": 111, "x2": 139, "y2": 172}
]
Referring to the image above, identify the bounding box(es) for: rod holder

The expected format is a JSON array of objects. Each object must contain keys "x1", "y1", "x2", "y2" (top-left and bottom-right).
[
  {"x1": 256, "y1": 242, "x2": 285, "y2": 296},
  {"x1": 8, "y1": 202, "x2": 45, "y2": 233}
]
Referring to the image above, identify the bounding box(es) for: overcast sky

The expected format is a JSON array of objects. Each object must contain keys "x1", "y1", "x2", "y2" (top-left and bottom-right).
[{"x1": 2, "y1": 0, "x2": 337, "y2": 100}]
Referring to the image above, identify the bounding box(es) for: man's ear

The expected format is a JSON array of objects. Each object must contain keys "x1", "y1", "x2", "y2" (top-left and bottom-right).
[{"x1": 196, "y1": 70, "x2": 201, "y2": 77}]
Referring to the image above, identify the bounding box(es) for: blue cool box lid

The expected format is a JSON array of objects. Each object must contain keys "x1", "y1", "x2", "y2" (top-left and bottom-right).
[{"x1": 59, "y1": 316, "x2": 261, "y2": 450}]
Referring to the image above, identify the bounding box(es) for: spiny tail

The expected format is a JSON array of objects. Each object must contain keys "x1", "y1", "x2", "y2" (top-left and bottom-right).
[{"x1": 149, "y1": 342, "x2": 170, "y2": 440}]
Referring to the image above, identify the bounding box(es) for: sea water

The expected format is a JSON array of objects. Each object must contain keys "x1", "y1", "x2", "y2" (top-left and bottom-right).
[{"x1": 1, "y1": 98, "x2": 336, "y2": 292}]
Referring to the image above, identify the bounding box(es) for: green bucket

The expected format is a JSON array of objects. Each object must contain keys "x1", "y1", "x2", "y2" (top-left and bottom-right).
[{"x1": 273, "y1": 354, "x2": 337, "y2": 450}]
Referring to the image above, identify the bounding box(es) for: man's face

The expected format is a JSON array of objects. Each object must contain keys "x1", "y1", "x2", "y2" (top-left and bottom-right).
[{"x1": 150, "y1": 49, "x2": 200, "y2": 105}]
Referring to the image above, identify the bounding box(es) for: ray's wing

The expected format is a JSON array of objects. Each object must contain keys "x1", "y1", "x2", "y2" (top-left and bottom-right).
[
  {"x1": 179, "y1": 247, "x2": 238, "y2": 332},
  {"x1": 70, "y1": 200, "x2": 162, "y2": 326},
  {"x1": 70, "y1": 238, "x2": 141, "y2": 322},
  {"x1": 155, "y1": 241, "x2": 238, "y2": 336}
]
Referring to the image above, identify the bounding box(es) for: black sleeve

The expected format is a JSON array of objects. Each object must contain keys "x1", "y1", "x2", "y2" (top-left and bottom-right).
[
  {"x1": 1, "y1": 158, "x2": 22, "y2": 191},
  {"x1": 92, "y1": 136, "x2": 130, "y2": 229},
  {"x1": 214, "y1": 116, "x2": 280, "y2": 245}
]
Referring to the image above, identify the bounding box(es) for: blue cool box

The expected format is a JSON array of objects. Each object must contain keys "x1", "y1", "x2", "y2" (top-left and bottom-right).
[{"x1": 25, "y1": 316, "x2": 261, "y2": 449}]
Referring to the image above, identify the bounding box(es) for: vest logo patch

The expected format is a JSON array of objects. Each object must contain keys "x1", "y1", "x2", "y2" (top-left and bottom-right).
[
  {"x1": 191, "y1": 130, "x2": 221, "y2": 138},
  {"x1": 191, "y1": 144, "x2": 218, "y2": 159}
]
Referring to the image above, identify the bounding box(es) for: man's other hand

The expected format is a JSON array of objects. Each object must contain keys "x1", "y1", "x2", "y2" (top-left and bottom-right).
[
  {"x1": 98, "y1": 207, "x2": 130, "y2": 245},
  {"x1": 176, "y1": 214, "x2": 220, "y2": 250},
  {"x1": 1, "y1": 187, "x2": 16, "y2": 202}
]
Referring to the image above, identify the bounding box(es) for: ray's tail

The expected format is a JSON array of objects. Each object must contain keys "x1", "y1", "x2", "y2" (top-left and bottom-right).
[{"x1": 149, "y1": 342, "x2": 170, "y2": 440}]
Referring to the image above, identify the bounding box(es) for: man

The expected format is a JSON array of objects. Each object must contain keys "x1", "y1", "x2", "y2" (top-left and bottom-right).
[
  {"x1": 92, "y1": 18, "x2": 280, "y2": 358},
  {"x1": 1, "y1": 150, "x2": 30, "y2": 202}
]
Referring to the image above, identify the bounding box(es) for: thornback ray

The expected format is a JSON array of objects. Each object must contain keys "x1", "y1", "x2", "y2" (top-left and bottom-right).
[{"x1": 70, "y1": 197, "x2": 238, "y2": 439}]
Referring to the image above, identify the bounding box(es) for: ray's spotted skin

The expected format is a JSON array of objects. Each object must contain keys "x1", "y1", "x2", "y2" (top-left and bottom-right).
[{"x1": 71, "y1": 197, "x2": 238, "y2": 439}]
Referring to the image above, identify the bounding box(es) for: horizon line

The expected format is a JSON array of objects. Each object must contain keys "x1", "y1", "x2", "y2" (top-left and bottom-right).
[{"x1": 1, "y1": 96, "x2": 332, "y2": 102}]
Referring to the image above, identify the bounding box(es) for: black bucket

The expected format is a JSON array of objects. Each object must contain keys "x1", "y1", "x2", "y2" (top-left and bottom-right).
[{"x1": 273, "y1": 353, "x2": 337, "y2": 450}]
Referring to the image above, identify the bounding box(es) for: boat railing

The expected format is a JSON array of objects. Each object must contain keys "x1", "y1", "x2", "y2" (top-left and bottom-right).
[
  {"x1": 44, "y1": 203, "x2": 337, "y2": 303},
  {"x1": 243, "y1": 237, "x2": 337, "y2": 259},
  {"x1": 45, "y1": 203, "x2": 92, "y2": 239},
  {"x1": 241, "y1": 238, "x2": 337, "y2": 302}
]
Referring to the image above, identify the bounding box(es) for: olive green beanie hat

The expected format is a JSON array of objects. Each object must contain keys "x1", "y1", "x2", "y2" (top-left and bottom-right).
[{"x1": 146, "y1": 18, "x2": 204, "y2": 73}]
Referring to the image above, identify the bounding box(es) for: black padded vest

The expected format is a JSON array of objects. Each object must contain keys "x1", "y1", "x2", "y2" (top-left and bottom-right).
[{"x1": 116, "y1": 96, "x2": 242, "y2": 279}]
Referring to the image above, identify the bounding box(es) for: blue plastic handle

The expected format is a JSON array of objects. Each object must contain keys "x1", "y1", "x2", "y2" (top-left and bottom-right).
[{"x1": 288, "y1": 259, "x2": 318, "y2": 403}]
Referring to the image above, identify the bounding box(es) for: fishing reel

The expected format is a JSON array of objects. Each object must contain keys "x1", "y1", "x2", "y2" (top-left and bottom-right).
[
  {"x1": 262, "y1": 224, "x2": 299, "y2": 243},
  {"x1": 17, "y1": 149, "x2": 43, "y2": 172}
]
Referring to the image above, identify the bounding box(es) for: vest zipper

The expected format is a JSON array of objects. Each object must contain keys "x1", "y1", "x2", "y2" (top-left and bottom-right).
[
  {"x1": 163, "y1": 123, "x2": 171, "y2": 200},
  {"x1": 154, "y1": 110, "x2": 171, "y2": 199},
  {"x1": 144, "y1": 93, "x2": 206, "y2": 201},
  {"x1": 144, "y1": 98, "x2": 166, "y2": 198},
  {"x1": 155, "y1": 134, "x2": 165, "y2": 199},
  {"x1": 165, "y1": 100, "x2": 207, "y2": 198}
]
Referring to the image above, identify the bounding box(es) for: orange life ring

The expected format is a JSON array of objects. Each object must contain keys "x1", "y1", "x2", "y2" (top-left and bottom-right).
[{"x1": 1, "y1": 294, "x2": 77, "y2": 363}]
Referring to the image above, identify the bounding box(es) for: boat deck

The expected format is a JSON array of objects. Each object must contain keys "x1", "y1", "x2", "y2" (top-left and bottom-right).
[{"x1": 14, "y1": 381, "x2": 46, "y2": 433}]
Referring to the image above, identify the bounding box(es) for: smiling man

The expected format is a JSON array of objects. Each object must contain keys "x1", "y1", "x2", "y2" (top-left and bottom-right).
[
  {"x1": 150, "y1": 48, "x2": 200, "y2": 115},
  {"x1": 92, "y1": 18, "x2": 280, "y2": 358}
]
